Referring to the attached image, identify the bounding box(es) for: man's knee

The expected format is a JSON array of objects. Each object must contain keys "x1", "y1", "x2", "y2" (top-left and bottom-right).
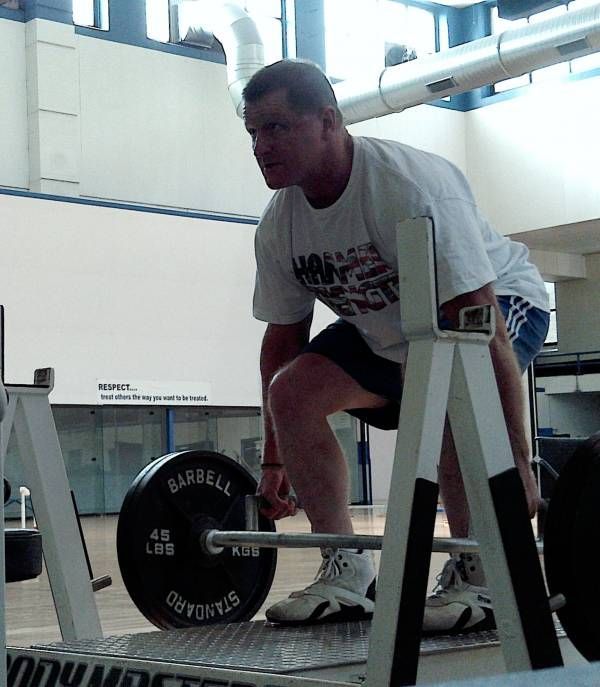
[
  {"x1": 268, "y1": 354, "x2": 340, "y2": 422},
  {"x1": 268, "y1": 355, "x2": 326, "y2": 418},
  {"x1": 268, "y1": 352, "x2": 387, "y2": 424}
]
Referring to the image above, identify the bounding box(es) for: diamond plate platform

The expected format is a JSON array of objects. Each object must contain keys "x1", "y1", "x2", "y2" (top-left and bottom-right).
[{"x1": 31, "y1": 620, "x2": 568, "y2": 675}]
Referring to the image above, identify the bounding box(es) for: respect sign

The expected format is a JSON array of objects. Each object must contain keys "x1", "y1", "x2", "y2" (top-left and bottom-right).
[{"x1": 97, "y1": 379, "x2": 211, "y2": 405}]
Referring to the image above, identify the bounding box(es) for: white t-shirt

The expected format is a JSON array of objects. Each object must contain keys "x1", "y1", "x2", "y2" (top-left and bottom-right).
[{"x1": 253, "y1": 136, "x2": 548, "y2": 363}]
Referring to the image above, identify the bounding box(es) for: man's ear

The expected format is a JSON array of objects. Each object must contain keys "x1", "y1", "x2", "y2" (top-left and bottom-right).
[{"x1": 320, "y1": 106, "x2": 338, "y2": 136}]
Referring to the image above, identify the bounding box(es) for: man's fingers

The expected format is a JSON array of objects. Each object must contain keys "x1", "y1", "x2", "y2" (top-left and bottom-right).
[
  {"x1": 261, "y1": 504, "x2": 292, "y2": 520},
  {"x1": 258, "y1": 494, "x2": 297, "y2": 520}
]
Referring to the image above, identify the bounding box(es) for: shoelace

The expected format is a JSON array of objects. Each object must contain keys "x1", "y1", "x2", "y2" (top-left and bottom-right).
[
  {"x1": 314, "y1": 548, "x2": 342, "y2": 583},
  {"x1": 431, "y1": 557, "x2": 466, "y2": 597}
]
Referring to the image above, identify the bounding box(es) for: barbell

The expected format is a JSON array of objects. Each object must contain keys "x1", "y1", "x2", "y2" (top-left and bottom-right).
[
  {"x1": 116, "y1": 435, "x2": 600, "y2": 661},
  {"x1": 201, "y1": 526, "x2": 507, "y2": 556}
]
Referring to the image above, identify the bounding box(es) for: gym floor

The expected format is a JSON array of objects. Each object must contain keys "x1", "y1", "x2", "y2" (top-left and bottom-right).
[{"x1": 4, "y1": 506, "x2": 454, "y2": 647}]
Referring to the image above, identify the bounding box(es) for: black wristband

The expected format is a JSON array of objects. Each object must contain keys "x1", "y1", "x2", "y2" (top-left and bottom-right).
[{"x1": 261, "y1": 463, "x2": 284, "y2": 469}]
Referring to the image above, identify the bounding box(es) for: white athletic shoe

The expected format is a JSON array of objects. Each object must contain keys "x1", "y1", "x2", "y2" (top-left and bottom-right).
[
  {"x1": 265, "y1": 548, "x2": 376, "y2": 625},
  {"x1": 423, "y1": 554, "x2": 495, "y2": 636}
]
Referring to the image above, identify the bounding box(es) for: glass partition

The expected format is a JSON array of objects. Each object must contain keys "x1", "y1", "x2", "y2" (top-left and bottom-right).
[
  {"x1": 2, "y1": 404, "x2": 368, "y2": 517},
  {"x1": 54, "y1": 407, "x2": 104, "y2": 515},
  {"x1": 100, "y1": 407, "x2": 165, "y2": 513},
  {"x1": 329, "y1": 413, "x2": 364, "y2": 504},
  {"x1": 216, "y1": 412, "x2": 263, "y2": 480},
  {"x1": 172, "y1": 407, "x2": 218, "y2": 452}
]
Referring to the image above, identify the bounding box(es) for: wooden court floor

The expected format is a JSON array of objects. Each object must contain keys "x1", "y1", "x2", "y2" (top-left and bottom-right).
[{"x1": 4, "y1": 507, "x2": 454, "y2": 647}]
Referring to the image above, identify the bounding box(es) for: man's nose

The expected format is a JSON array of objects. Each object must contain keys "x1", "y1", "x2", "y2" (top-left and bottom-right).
[{"x1": 253, "y1": 132, "x2": 270, "y2": 157}]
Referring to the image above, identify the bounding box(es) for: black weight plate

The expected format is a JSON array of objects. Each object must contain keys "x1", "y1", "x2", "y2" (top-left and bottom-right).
[
  {"x1": 117, "y1": 450, "x2": 277, "y2": 630},
  {"x1": 5, "y1": 528, "x2": 43, "y2": 582},
  {"x1": 544, "y1": 431, "x2": 600, "y2": 661}
]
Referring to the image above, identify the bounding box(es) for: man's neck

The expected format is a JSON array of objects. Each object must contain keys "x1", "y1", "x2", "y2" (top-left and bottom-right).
[{"x1": 303, "y1": 134, "x2": 354, "y2": 209}]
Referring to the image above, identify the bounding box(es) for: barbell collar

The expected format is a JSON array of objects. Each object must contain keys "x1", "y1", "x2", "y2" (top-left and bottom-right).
[
  {"x1": 202, "y1": 529, "x2": 544, "y2": 555},
  {"x1": 548, "y1": 593, "x2": 566, "y2": 613},
  {"x1": 245, "y1": 494, "x2": 260, "y2": 531}
]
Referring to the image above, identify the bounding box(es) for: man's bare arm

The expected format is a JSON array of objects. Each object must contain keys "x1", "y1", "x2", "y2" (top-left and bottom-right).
[
  {"x1": 258, "y1": 314, "x2": 313, "y2": 518},
  {"x1": 441, "y1": 284, "x2": 539, "y2": 517}
]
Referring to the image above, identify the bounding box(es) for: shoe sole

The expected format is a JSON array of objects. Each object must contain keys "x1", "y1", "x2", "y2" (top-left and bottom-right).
[{"x1": 265, "y1": 605, "x2": 374, "y2": 627}]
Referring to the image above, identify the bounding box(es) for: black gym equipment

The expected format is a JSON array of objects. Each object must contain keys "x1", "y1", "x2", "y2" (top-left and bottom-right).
[
  {"x1": 5, "y1": 529, "x2": 42, "y2": 583},
  {"x1": 117, "y1": 450, "x2": 277, "y2": 629},
  {"x1": 544, "y1": 431, "x2": 600, "y2": 662},
  {"x1": 2, "y1": 476, "x2": 42, "y2": 583},
  {"x1": 536, "y1": 436, "x2": 585, "y2": 539}
]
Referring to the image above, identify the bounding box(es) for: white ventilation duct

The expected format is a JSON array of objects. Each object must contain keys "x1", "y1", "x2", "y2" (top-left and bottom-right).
[
  {"x1": 335, "y1": 3, "x2": 600, "y2": 124},
  {"x1": 208, "y1": 3, "x2": 264, "y2": 117},
  {"x1": 211, "y1": 2, "x2": 600, "y2": 122}
]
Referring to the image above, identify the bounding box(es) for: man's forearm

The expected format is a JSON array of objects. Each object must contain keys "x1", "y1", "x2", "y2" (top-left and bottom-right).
[
  {"x1": 441, "y1": 286, "x2": 538, "y2": 515},
  {"x1": 488, "y1": 318, "x2": 529, "y2": 469},
  {"x1": 261, "y1": 346, "x2": 292, "y2": 465},
  {"x1": 442, "y1": 287, "x2": 530, "y2": 469}
]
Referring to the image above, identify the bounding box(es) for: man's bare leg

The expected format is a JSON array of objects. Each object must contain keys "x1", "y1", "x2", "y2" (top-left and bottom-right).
[
  {"x1": 438, "y1": 420, "x2": 470, "y2": 538},
  {"x1": 424, "y1": 420, "x2": 492, "y2": 636},
  {"x1": 264, "y1": 353, "x2": 385, "y2": 624},
  {"x1": 267, "y1": 352, "x2": 387, "y2": 535},
  {"x1": 274, "y1": 412, "x2": 354, "y2": 534}
]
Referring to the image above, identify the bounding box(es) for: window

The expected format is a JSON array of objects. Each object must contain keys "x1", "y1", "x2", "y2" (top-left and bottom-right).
[
  {"x1": 490, "y1": 1, "x2": 600, "y2": 95},
  {"x1": 73, "y1": 0, "x2": 109, "y2": 30},
  {"x1": 147, "y1": 0, "x2": 170, "y2": 42},
  {"x1": 325, "y1": 0, "x2": 437, "y2": 82},
  {"x1": 146, "y1": 0, "x2": 291, "y2": 65},
  {"x1": 544, "y1": 282, "x2": 557, "y2": 346}
]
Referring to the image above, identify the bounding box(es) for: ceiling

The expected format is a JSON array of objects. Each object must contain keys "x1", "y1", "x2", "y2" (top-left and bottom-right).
[{"x1": 510, "y1": 219, "x2": 600, "y2": 255}]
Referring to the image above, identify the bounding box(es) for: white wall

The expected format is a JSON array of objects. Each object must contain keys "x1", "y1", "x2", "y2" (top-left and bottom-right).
[
  {"x1": 77, "y1": 37, "x2": 272, "y2": 217},
  {"x1": 350, "y1": 104, "x2": 467, "y2": 174},
  {"x1": 0, "y1": 19, "x2": 28, "y2": 189},
  {"x1": 0, "y1": 193, "x2": 266, "y2": 406},
  {"x1": 466, "y1": 77, "x2": 600, "y2": 236},
  {"x1": 556, "y1": 253, "x2": 600, "y2": 352}
]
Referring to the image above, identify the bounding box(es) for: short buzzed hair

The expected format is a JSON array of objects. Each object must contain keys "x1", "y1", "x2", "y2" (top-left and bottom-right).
[{"x1": 243, "y1": 59, "x2": 342, "y2": 120}]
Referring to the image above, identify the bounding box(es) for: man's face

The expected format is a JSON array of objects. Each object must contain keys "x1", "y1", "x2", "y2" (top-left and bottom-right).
[{"x1": 243, "y1": 89, "x2": 327, "y2": 190}]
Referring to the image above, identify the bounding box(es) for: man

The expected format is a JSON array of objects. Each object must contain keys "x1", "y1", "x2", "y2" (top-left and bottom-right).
[{"x1": 243, "y1": 59, "x2": 549, "y2": 633}]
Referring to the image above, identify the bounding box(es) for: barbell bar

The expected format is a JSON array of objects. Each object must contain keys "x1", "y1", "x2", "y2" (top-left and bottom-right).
[
  {"x1": 201, "y1": 527, "x2": 544, "y2": 556},
  {"x1": 233, "y1": 493, "x2": 544, "y2": 555}
]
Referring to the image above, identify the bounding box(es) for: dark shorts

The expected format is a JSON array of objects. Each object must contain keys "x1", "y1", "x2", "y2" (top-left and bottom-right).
[{"x1": 302, "y1": 295, "x2": 550, "y2": 430}]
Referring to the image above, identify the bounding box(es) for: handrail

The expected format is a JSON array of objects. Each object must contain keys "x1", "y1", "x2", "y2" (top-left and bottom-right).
[
  {"x1": 534, "y1": 350, "x2": 600, "y2": 377},
  {"x1": 536, "y1": 349, "x2": 600, "y2": 360}
]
